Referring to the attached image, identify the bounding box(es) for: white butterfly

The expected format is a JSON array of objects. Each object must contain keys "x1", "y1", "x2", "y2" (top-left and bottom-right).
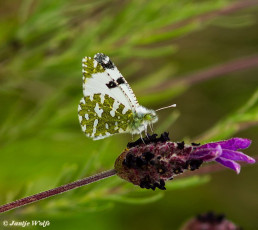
[{"x1": 78, "y1": 53, "x2": 175, "y2": 140}]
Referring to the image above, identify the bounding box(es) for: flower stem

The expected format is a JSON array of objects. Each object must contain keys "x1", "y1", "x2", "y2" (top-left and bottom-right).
[
  {"x1": 146, "y1": 55, "x2": 258, "y2": 94},
  {"x1": 161, "y1": 0, "x2": 258, "y2": 32},
  {"x1": 0, "y1": 169, "x2": 117, "y2": 213}
]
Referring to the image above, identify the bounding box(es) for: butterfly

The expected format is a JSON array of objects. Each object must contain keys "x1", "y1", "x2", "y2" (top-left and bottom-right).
[{"x1": 78, "y1": 53, "x2": 175, "y2": 140}]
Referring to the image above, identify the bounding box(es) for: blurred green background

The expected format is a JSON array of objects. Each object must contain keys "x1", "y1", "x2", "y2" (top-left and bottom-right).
[{"x1": 0, "y1": 0, "x2": 257, "y2": 229}]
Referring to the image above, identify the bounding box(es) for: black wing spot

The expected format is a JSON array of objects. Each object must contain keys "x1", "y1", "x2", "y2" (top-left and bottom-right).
[
  {"x1": 102, "y1": 60, "x2": 115, "y2": 69},
  {"x1": 117, "y1": 77, "x2": 125, "y2": 85},
  {"x1": 94, "y1": 53, "x2": 115, "y2": 69},
  {"x1": 106, "y1": 80, "x2": 117, "y2": 89}
]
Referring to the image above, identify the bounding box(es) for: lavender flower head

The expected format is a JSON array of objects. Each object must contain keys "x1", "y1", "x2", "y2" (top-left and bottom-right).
[
  {"x1": 181, "y1": 212, "x2": 242, "y2": 230},
  {"x1": 114, "y1": 133, "x2": 255, "y2": 190}
]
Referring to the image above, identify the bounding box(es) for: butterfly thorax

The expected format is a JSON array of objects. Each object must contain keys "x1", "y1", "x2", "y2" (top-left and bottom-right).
[{"x1": 129, "y1": 106, "x2": 158, "y2": 134}]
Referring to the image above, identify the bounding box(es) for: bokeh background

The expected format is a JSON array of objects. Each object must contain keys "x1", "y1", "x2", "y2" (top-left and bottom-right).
[{"x1": 0, "y1": 0, "x2": 257, "y2": 229}]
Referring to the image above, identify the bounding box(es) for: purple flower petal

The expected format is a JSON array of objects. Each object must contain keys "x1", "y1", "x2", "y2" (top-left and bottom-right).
[
  {"x1": 221, "y1": 149, "x2": 256, "y2": 163},
  {"x1": 190, "y1": 145, "x2": 222, "y2": 162},
  {"x1": 215, "y1": 157, "x2": 241, "y2": 174},
  {"x1": 201, "y1": 138, "x2": 251, "y2": 151},
  {"x1": 198, "y1": 138, "x2": 254, "y2": 173},
  {"x1": 216, "y1": 138, "x2": 252, "y2": 150}
]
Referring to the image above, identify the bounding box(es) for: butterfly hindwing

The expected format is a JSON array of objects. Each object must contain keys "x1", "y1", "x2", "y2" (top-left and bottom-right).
[{"x1": 78, "y1": 93, "x2": 133, "y2": 140}]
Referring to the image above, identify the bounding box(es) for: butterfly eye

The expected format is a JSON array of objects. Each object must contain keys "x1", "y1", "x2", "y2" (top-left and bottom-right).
[{"x1": 144, "y1": 114, "x2": 152, "y2": 121}]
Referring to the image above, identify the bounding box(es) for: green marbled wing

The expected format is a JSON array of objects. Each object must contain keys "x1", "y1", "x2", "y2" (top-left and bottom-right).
[
  {"x1": 78, "y1": 93, "x2": 133, "y2": 140},
  {"x1": 82, "y1": 56, "x2": 105, "y2": 83}
]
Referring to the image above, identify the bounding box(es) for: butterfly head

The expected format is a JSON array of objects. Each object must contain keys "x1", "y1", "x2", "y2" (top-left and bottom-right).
[
  {"x1": 143, "y1": 110, "x2": 158, "y2": 123},
  {"x1": 131, "y1": 106, "x2": 158, "y2": 133}
]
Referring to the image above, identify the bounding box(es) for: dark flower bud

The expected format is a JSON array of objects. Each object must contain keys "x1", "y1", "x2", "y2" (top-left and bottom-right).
[{"x1": 181, "y1": 212, "x2": 242, "y2": 230}]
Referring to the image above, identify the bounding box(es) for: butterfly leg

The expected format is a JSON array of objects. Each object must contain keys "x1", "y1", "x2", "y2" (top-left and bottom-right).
[
  {"x1": 144, "y1": 125, "x2": 150, "y2": 140},
  {"x1": 144, "y1": 125, "x2": 148, "y2": 136},
  {"x1": 140, "y1": 132, "x2": 145, "y2": 144},
  {"x1": 149, "y1": 123, "x2": 154, "y2": 134}
]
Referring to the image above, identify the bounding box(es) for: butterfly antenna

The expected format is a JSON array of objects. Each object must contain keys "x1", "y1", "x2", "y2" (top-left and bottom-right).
[{"x1": 156, "y1": 104, "x2": 176, "y2": 112}]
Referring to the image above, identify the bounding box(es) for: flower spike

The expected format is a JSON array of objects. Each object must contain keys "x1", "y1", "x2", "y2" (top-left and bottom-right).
[
  {"x1": 115, "y1": 133, "x2": 255, "y2": 190},
  {"x1": 181, "y1": 211, "x2": 242, "y2": 230}
]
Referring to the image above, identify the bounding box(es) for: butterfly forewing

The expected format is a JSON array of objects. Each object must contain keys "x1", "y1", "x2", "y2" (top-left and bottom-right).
[{"x1": 103, "y1": 67, "x2": 139, "y2": 109}]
